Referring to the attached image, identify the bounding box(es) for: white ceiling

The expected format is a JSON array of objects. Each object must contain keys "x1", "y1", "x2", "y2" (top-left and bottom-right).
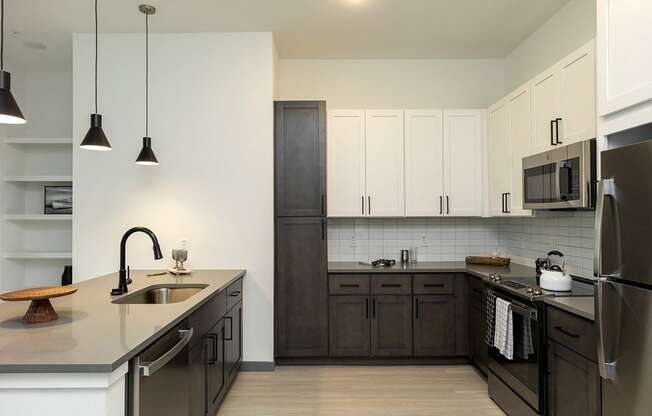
[{"x1": 5, "y1": 0, "x2": 570, "y2": 71}]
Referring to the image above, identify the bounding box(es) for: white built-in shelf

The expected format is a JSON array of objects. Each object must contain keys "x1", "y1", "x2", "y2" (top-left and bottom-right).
[
  {"x1": 3, "y1": 175, "x2": 73, "y2": 182},
  {"x1": 4, "y1": 214, "x2": 72, "y2": 221},
  {"x1": 4, "y1": 251, "x2": 72, "y2": 259},
  {"x1": 4, "y1": 138, "x2": 73, "y2": 145}
]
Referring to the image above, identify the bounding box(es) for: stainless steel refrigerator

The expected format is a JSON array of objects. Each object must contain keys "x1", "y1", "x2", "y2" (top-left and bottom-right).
[{"x1": 596, "y1": 140, "x2": 652, "y2": 416}]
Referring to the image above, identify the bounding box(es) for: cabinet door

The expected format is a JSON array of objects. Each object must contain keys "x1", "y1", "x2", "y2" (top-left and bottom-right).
[
  {"x1": 224, "y1": 302, "x2": 242, "y2": 381},
  {"x1": 559, "y1": 41, "x2": 596, "y2": 146},
  {"x1": 487, "y1": 100, "x2": 511, "y2": 216},
  {"x1": 598, "y1": 0, "x2": 652, "y2": 116},
  {"x1": 371, "y1": 295, "x2": 412, "y2": 357},
  {"x1": 414, "y1": 295, "x2": 455, "y2": 356},
  {"x1": 327, "y1": 110, "x2": 366, "y2": 217},
  {"x1": 329, "y1": 295, "x2": 371, "y2": 357},
  {"x1": 276, "y1": 217, "x2": 328, "y2": 357},
  {"x1": 405, "y1": 110, "x2": 444, "y2": 216},
  {"x1": 188, "y1": 338, "x2": 208, "y2": 416},
  {"x1": 275, "y1": 101, "x2": 326, "y2": 217},
  {"x1": 365, "y1": 110, "x2": 405, "y2": 217},
  {"x1": 443, "y1": 110, "x2": 483, "y2": 217},
  {"x1": 531, "y1": 68, "x2": 561, "y2": 154},
  {"x1": 547, "y1": 341, "x2": 600, "y2": 416},
  {"x1": 507, "y1": 86, "x2": 533, "y2": 216},
  {"x1": 206, "y1": 320, "x2": 225, "y2": 411}
]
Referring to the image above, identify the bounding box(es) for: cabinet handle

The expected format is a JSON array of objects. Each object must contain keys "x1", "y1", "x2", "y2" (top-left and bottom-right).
[
  {"x1": 321, "y1": 219, "x2": 326, "y2": 241},
  {"x1": 505, "y1": 193, "x2": 511, "y2": 214},
  {"x1": 550, "y1": 119, "x2": 555, "y2": 146},
  {"x1": 372, "y1": 298, "x2": 376, "y2": 319},
  {"x1": 361, "y1": 196, "x2": 365, "y2": 215},
  {"x1": 424, "y1": 283, "x2": 444, "y2": 288},
  {"x1": 229, "y1": 291, "x2": 241, "y2": 297},
  {"x1": 554, "y1": 326, "x2": 579, "y2": 339},
  {"x1": 439, "y1": 195, "x2": 443, "y2": 215},
  {"x1": 555, "y1": 118, "x2": 563, "y2": 144},
  {"x1": 446, "y1": 196, "x2": 450, "y2": 215},
  {"x1": 224, "y1": 317, "x2": 233, "y2": 341},
  {"x1": 321, "y1": 194, "x2": 325, "y2": 216},
  {"x1": 340, "y1": 284, "x2": 360, "y2": 288},
  {"x1": 381, "y1": 283, "x2": 402, "y2": 288},
  {"x1": 365, "y1": 298, "x2": 369, "y2": 319},
  {"x1": 415, "y1": 297, "x2": 419, "y2": 320},
  {"x1": 368, "y1": 195, "x2": 371, "y2": 216},
  {"x1": 501, "y1": 193, "x2": 505, "y2": 213},
  {"x1": 207, "y1": 333, "x2": 218, "y2": 364}
]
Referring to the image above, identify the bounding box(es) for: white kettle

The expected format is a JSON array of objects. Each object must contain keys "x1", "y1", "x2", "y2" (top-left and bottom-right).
[{"x1": 539, "y1": 251, "x2": 572, "y2": 291}]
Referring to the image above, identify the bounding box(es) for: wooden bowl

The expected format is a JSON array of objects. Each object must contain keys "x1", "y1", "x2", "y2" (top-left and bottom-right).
[{"x1": 0, "y1": 286, "x2": 78, "y2": 324}]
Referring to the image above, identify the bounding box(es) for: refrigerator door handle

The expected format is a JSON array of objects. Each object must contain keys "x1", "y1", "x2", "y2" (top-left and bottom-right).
[
  {"x1": 597, "y1": 278, "x2": 617, "y2": 380},
  {"x1": 594, "y1": 178, "x2": 621, "y2": 278}
]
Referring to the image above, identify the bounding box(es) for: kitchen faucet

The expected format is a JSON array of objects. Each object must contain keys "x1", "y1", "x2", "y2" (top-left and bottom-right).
[{"x1": 111, "y1": 227, "x2": 163, "y2": 295}]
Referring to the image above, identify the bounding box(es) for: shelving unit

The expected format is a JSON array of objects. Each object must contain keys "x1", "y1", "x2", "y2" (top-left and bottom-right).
[{"x1": 1, "y1": 136, "x2": 73, "y2": 292}]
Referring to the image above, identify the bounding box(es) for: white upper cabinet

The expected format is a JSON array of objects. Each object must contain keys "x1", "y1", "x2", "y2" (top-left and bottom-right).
[
  {"x1": 404, "y1": 110, "x2": 444, "y2": 217},
  {"x1": 531, "y1": 68, "x2": 561, "y2": 154},
  {"x1": 559, "y1": 41, "x2": 596, "y2": 146},
  {"x1": 365, "y1": 110, "x2": 405, "y2": 217},
  {"x1": 327, "y1": 110, "x2": 366, "y2": 217},
  {"x1": 443, "y1": 110, "x2": 484, "y2": 217},
  {"x1": 506, "y1": 86, "x2": 532, "y2": 216},
  {"x1": 487, "y1": 100, "x2": 511, "y2": 216},
  {"x1": 598, "y1": 0, "x2": 652, "y2": 117}
]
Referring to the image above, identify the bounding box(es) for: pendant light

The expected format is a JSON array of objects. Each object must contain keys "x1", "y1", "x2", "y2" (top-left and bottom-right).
[
  {"x1": 0, "y1": 0, "x2": 25, "y2": 124},
  {"x1": 135, "y1": 4, "x2": 158, "y2": 166},
  {"x1": 80, "y1": 0, "x2": 111, "y2": 151}
]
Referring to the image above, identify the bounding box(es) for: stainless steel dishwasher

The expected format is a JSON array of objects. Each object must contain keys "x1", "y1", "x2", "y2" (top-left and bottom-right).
[{"x1": 128, "y1": 320, "x2": 194, "y2": 416}]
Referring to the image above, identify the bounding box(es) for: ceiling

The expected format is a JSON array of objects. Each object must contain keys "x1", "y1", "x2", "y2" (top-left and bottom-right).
[{"x1": 5, "y1": 0, "x2": 570, "y2": 71}]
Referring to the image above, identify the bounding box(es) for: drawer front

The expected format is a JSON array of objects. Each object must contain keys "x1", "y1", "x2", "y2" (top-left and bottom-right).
[
  {"x1": 547, "y1": 306, "x2": 597, "y2": 361},
  {"x1": 226, "y1": 278, "x2": 243, "y2": 311},
  {"x1": 189, "y1": 290, "x2": 227, "y2": 346},
  {"x1": 371, "y1": 275, "x2": 412, "y2": 294},
  {"x1": 413, "y1": 274, "x2": 454, "y2": 294},
  {"x1": 328, "y1": 274, "x2": 370, "y2": 294}
]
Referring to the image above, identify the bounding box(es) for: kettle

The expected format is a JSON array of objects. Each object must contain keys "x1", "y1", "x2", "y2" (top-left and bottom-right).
[{"x1": 539, "y1": 251, "x2": 572, "y2": 292}]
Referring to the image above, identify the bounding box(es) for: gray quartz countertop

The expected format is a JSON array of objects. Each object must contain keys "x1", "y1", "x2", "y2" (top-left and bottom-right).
[
  {"x1": 545, "y1": 297, "x2": 595, "y2": 321},
  {"x1": 328, "y1": 261, "x2": 538, "y2": 280},
  {"x1": 0, "y1": 269, "x2": 245, "y2": 373}
]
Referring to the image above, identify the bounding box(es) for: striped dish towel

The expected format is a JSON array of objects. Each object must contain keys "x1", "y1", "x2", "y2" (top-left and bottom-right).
[
  {"x1": 493, "y1": 297, "x2": 514, "y2": 360},
  {"x1": 485, "y1": 290, "x2": 496, "y2": 346}
]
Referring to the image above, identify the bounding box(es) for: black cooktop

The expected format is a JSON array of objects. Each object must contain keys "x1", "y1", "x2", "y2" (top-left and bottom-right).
[{"x1": 486, "y1": 274, "x2": 595, "y2": 301}]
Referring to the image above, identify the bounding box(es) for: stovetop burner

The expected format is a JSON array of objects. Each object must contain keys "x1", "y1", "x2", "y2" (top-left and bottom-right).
[{"x1": 486, "y1": 274, "x2": 595, "y2": 300}]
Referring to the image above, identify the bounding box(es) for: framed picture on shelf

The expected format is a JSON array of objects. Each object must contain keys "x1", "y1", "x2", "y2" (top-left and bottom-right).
[{"x1": 44, "y1": 186, "x2": 72, "y2": 215}]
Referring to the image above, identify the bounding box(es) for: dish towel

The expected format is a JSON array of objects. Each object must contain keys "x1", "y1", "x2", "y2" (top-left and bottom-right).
[
  {"x1": 485, "y1": 290, "x2": 497, "y2": 346},
  {"x1": 494, "y1": 297, "x2": 514, "y2": 360},
  {"x1": 517, "y1": 314, "x2": 534, "y2": 359}
]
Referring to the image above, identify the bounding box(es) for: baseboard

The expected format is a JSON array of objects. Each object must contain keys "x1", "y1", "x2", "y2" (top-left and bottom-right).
[
  {"x1": 240, "y1": 361, "x2": 275, "y2": 372},
  {"x1": 274, "y1": 357, "x2": 470, "y2": 366}
]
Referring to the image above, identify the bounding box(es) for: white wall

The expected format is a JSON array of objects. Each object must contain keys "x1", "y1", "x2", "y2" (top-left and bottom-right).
[
  {"x1": 504, "y1": 0, "x2": 596, "y2": 92},
  {"x1": 277, "y1": 59, "x2": 505, "y2": 109},
  {"x1": 73, "y1": 32, "x2": 275, "y2": 363}
]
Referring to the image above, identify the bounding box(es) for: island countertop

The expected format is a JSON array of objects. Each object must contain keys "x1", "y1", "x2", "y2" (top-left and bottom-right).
[{"x1": 0, "y1": 269, "x2": 245, "y2": 373}]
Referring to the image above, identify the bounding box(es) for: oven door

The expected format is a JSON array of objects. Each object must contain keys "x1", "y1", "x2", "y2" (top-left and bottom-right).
[{"x1": 488, "y1": 299, "x2": 541, "y2": 412}]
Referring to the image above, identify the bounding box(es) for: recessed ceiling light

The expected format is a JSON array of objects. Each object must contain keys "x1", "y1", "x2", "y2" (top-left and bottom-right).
[
  {"x1": 343, "y1": 0, "x2": 368, "y2": 6},
  {"x1": 22, "y1": 40, "x2": 46, "y2": 50}
]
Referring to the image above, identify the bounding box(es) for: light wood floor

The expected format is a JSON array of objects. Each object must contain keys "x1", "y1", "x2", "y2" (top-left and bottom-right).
[{"x1": 217, "y1": 366, "x2": 506, "y2": 416}]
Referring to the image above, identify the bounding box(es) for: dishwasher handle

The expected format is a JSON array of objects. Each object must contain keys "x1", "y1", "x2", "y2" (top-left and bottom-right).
[{"x1": 139, "y1": 328, "x2": 194, "y2": 377}]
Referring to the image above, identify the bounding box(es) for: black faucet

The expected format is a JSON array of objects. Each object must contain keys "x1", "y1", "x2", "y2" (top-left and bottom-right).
[{"x1": 111, "y1": 227, "x2": 163, "y2": 296}]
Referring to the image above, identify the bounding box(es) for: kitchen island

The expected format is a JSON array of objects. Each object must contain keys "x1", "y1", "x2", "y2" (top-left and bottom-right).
[{"x1": 0, "y1": 269, "x2": 245, "y2": 416}]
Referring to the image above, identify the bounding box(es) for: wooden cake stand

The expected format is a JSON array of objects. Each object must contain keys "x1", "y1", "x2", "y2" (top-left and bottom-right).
[{"x1": 0, "y1": 286, "x2": 78, "y2": 324}]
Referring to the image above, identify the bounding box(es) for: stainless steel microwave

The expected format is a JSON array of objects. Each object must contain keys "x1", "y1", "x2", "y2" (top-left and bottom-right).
[{"x1": 522, "y1": 139, "x2": 596, "y2": 210}]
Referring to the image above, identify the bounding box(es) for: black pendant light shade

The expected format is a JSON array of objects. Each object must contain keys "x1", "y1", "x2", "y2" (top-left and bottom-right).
[
  {"x1": 80, "y1": 114, "x2": 111, "y2": 151},
  {"x1": 135, "y1": 136, "x2": 158, "y2": 165},
  {"x1": 81, "y1": 0, "x2": 111, "y2": 151},
  {"x1": 0, "y1": 0, "x2": 25, "y2": 125}
]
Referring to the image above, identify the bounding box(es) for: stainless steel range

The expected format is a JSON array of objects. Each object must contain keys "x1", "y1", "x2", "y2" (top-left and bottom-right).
[{"x1": 483, "y1": 272, "x2": 594, "y2": 416}]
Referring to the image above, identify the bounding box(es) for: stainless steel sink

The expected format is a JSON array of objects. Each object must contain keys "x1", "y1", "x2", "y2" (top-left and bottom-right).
[{"x1": 112, "y1": 284, "x2": 208, "y2": 304}]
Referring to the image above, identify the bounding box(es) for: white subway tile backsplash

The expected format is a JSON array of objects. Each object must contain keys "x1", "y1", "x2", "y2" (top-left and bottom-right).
[{"x1": 327, "y1": 211, "x2": 595, "y2": 279}]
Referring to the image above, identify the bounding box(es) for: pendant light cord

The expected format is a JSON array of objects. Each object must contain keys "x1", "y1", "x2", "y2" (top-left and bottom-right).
[
  {"x1": 145, "y1": 12, "x2": 149, "y2": 137},
  {"x1": 94, "y1": 0, "x2": 98, "y2": 114},
  {"x1": 1, "y1": 0, "x2": 4, "y2": 71}
]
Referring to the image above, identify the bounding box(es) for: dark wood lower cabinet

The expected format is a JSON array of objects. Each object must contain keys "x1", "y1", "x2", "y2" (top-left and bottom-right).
[
  {"x1": 371, "y1": 295, "x2": 412, "y2": 357},
  {"x1": 413, "y1": 295, "x2": 455, "y2": 356},
  {"x1": 329, "y1": 295, "x2": 370, "y2": 356},
  {"x1": 207, "y1": 320, "x2": 226, "y2": 411},
  {"x1": 225, "y1": 302, "x2": 243, "y2": 381},
  {"x1": 468, "y1": 303, "x2": 489, "y2": 374},
  {"x1": 547, "y1": 340, "x2": 600, "y2": 416},
  {"x1": 188, "y1": 338, "x2": 208, "y2": 416}
]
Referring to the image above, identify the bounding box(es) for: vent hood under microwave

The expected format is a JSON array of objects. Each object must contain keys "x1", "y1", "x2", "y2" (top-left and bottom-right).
[{"x1": 522, "y1": 139, "x2": 596, "y2": 210}]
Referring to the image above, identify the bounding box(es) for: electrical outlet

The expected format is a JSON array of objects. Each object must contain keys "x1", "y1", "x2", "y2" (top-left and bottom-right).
[
  {"x1": 350, "y1": 235, "x2": 357, "y2": 248},
  {"x1": 420, "y1": 234, "x2": 427, "y2": 247}
]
